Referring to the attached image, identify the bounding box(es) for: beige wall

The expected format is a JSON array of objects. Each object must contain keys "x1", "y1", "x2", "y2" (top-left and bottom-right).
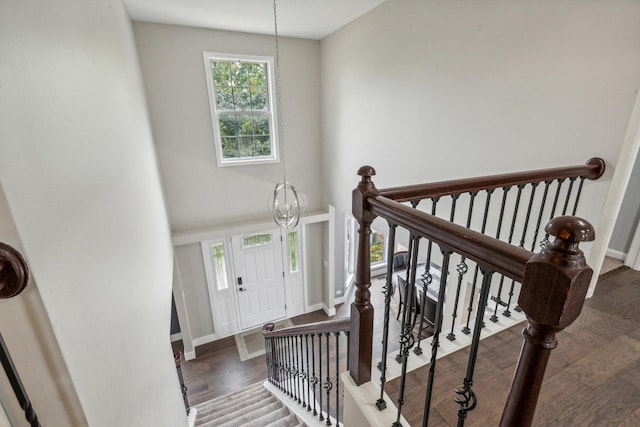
[
  {"x1": 0, "y1": 1, "x2": 186, "y2": 425},
  {"x1": 132, "y1": 22, "x2": 326, "y2": 341},
  {"x1": 321, "y1": 0, "x2": 640, "y2": 270},
  {"x1": 132, "y1": 22, "x2": 324, "y2": 231}
]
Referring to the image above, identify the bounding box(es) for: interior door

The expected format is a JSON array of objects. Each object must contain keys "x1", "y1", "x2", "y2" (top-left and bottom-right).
[{"x1": 232, "y1": 230, "x2": 286, "y2": 330}]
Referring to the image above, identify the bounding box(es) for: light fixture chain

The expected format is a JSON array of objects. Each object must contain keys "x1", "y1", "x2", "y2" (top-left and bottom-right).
[{"x1": 273, "y1": 0, "x2": 287, "y2": 184}]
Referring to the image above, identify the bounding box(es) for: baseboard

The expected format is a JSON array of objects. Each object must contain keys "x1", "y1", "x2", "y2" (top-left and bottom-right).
[
  {"x1": 322, "y1": 304, "x2": 336, "y2": 317},
  {"x1": 170, "y1": 333, "x2": 182, "y2": 342},
  {"x1": 187, "y1": 407, "x2": 197, "y2": 427},
  {"x1": 334, "y1": 295, "x2": 345, "y2": 305},
  {"x1": 306, "y1": 302, "x2": 324, "y2": 313},
  {"x1": 192, "y1": 333, "x2": 217, "y2": 347},
  {"x1": 184, "y1": 350, "x2": 196, "y2": 361},
  {"x1": 606, "y1": 248, "x2": 627, "y2": 261}
]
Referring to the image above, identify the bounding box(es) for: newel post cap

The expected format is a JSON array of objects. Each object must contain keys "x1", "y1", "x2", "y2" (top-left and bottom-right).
[
  {"x1": 519, "y1": 216, "x2": 595, "y2": 329},
  {"x1": 353, "y1": 165, "x2": 379, "y2": 224},
  {"x1": 0, "y1": 242, "x2": 30, "y2": 299}
]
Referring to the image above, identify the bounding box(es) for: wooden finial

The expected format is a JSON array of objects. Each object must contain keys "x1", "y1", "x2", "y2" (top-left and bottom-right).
[{"x1": 0, "y1": 243, "x2": 29, "y2": 299}]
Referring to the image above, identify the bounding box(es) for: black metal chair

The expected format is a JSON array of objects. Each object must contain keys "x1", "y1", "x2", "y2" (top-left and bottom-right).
[{"x1": 391, "y1": 250, "x2": 409, "y2": 300}]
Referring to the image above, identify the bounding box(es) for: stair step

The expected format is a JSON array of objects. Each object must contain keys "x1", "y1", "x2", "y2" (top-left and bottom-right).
[
  {"x1": 264, "y1": 413, "x2": 301, "y2": 427},
  {"x1": 215, "y1": 401, "x2": 283, "y2": 427},
  {"x1": 196, "y1": 394, "x2": 277, "y2": 424},
  {"x1": 194, "y1": 381, "x2": 303, "y2": 427},
  {"x1": 196, "y1": 387, "x2": 272, "y2": 417}
]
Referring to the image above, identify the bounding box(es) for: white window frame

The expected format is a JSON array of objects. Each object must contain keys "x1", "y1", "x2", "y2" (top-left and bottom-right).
[{"x1": 203, "y1": 52, "x2": 279, "y2": 167}]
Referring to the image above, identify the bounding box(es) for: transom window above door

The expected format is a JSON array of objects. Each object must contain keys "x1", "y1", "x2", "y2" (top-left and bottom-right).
[
  {"x1": 203, "y1": 52, "x2": 279, "y2": 167},
  {"x1": 242, "y1": 233, "x2": 273, "y2": 248}
]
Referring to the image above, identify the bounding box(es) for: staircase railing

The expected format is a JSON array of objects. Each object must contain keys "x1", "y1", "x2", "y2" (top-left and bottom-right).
[
  {"x1": 263, "y1": 318, "x2": 350, "y2": 426},
  {"x1": 348, "y1": 158, "x2": 605, "y2": 426},
  {"x1": 0, "y1": 242, "x2": 41, "y2": 427}
]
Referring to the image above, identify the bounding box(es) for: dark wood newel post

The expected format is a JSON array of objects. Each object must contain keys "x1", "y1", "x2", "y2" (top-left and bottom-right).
[
  {"x1": 500, "y1": 216, "x2": 595, "y2": 427},
  {"x1": 349, "y1": 166, "x2": 379, "y2": 385}
]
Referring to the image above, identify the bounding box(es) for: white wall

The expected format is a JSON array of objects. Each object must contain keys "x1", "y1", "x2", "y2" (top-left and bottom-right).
[
  {"x1": 321, "y1": 0, "x2": 640, "y2": 270},
  {"x1": 132, "y1": 22, "x2": 324, "y2": 231},
  {"x1": 0, "y1": 1, "x2": 186, "y2": 426}
]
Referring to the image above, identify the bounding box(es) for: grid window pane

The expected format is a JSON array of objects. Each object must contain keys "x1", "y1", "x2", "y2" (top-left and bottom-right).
[
  {"x1": 207, "y1": 56, "x2": 275, "y2": 163},
  {"x1": 242, "y1": 233, "x2": 272, "y2": 248}
]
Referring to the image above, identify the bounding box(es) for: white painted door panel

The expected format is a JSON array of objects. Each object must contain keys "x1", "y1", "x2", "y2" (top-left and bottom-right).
[{"x1": 233, "y1": 230, "x2": 286, "y2": 329}]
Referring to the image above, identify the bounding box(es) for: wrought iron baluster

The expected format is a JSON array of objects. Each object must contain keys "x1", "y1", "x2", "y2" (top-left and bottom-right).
[
  {"x1": 301, "y1": 334, "x2": 307, "y2": 408},
  {"x1": 415, "y1": 197, "x2": 439, "y2": 354},
  {"x1": 0, "y1": 333, "x2": 41, "y2": 427},
  {"x1": 335, "y1": 332, "x2": 340, "y2": 427},
  {"x1": 562, "y1": 177, "x2": 578, "y2": 215},
  {"x1": 295, "y1": 335, "x2": 301, "y2": 404},
  {"x1": 318, "y1": 333, "x2": 324, "y2": 422},
  {"x1": 345, "y1": 330, "x2": 350, "y2": 370},
  {"x1": 392, "y1": 235, "x2": 421, "y2": 427},
  {"x1": 286, "y1": 336, "x2": 292, "y2": 397},
  {"x1": 324, "y1": 332, "x2": 333, "y2": 426},
  {"x1": 265, "y1": 337, "x2": 272, "y2": 384},
  {"x1": 395, "y1": 230, "x2": 417, "y2": 364},
  {"x1": 572, "y1": 176, "x2": 586, "y2": 215},
  {"x1": 311, "y1": 334, "x2": 318, "y2": 416},
  {"x1": 541, "y1": 178, "x2": 565, "y2": 247},
  {"x1": 531, "y1": 181, "x2": 552, "y2": 252},
  {"x1": 305, "y1": 334, "x2": 311, "y2": 410},
  {"x1": 455, "y1": 269, "x2": 495, "y2": 426},
  {"x1": 289, "y1": 336, "x2": 295, "y2": 398},
  {"x1": 462, "y1": 189, "x2": 493, "y2": 335},
  {"x1": 489, "y1": 186, "x2": 512, "y2": 323},
  {"x1": 376, "y1": 223, "x2": 397, "y2": 410},
  {"x1": 275, "y1": 337, "x2": 281, "y2": 390},
  {"x1": 504, "y1": 182, "x2": 539, "y2": 317},
  {"x1": 448, "y1": 191, "x2": 477, "y2": 341},
  {"x1": 421, "y1": 248, "x2": 452, "y2": 426}
]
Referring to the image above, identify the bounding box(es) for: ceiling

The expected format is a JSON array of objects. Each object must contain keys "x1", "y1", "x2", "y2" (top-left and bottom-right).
[{"x1": 123, "y1": 0, "x2": 388, "y2": 40}]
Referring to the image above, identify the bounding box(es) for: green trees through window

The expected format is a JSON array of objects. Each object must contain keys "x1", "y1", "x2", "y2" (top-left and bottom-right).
[{"x1": 204, "y1": 53, "x2": 278, "y2": 165}]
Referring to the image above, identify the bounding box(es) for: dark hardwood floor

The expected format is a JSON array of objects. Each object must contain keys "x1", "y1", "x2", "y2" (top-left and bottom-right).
[
  {"x1": 173, "y1": 274, "x2": 403, "y2": 406},
  {"x1": 385, "y1": 267, "x2": 640, "y2": 426},
  {"x1": 174, "y1": 267, "x2": 640, "y2": 425}
]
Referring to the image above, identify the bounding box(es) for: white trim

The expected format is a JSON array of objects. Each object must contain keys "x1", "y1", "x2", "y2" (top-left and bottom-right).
[
  {"x1": 588, "y1": 89, "x2": 640, "y2": 296},
  {"x1": 306, "y1": 302, "x2": 324, "y2": 313},
  {"x1": 328, "y1": 205, "x2": 336, "y2": 313},
  {"x1": 192, "y1": 333, "x2": 218, "y2": 347},
  {"x1": 187, "y1": 408, "x2": 197, "y2": 427},
  {"x1": 172, "y1": 255, "x2": 195, "y2": 359},
  {"x1": 606, "y1": 248, "x2": 627, "y2": 261},
  {"x1": 322, "y1": 304, "x2": 336, "y2": 317},
  {"x1": 201, "y1": 238, "x2": 239, "y2": 337},
  {"x1": 172, "y1": 210, "x2": 329, "y2": 246},
  {"x1": 626, "y1": 221, "x2": 640, "y2": 269},
  {"x1": 334, "y1": 295, "x2": 346, "y2": 305},
  {"x1": 184, "y1": 351, "x2": 196, "y2": 361},
  {"x1": 170, "y1": 333, "x2": 182, "y2": 342}
]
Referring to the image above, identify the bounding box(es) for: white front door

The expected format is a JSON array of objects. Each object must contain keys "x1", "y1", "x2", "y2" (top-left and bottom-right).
[{"x1": 232, "y1": 230, "x2": 287, "y2": 330}]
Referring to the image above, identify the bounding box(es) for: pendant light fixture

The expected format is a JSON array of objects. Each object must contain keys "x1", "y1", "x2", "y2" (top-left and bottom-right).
[{"x1": 268, "y1": 0, "x2": 301, "y2": 229}]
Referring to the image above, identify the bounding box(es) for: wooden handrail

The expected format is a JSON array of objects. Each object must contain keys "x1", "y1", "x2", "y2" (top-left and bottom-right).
[
  {"x1": 379, "y1": 157, "x2": 605, "y2": 203},
  {"x1": 263, "y1": 318, "x2": 350, "y2": 338},
  {"x1": 348, "y1": 160, "x2": 602, "y2": 426},
  {"x1": 368, "y1": 196, "x2": 532, "y2": 282}
]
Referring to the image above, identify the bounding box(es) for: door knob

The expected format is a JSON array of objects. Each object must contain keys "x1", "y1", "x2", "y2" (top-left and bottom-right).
[{"x1": 238, "y1": 287, "x2": 246, "y2": 292}]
